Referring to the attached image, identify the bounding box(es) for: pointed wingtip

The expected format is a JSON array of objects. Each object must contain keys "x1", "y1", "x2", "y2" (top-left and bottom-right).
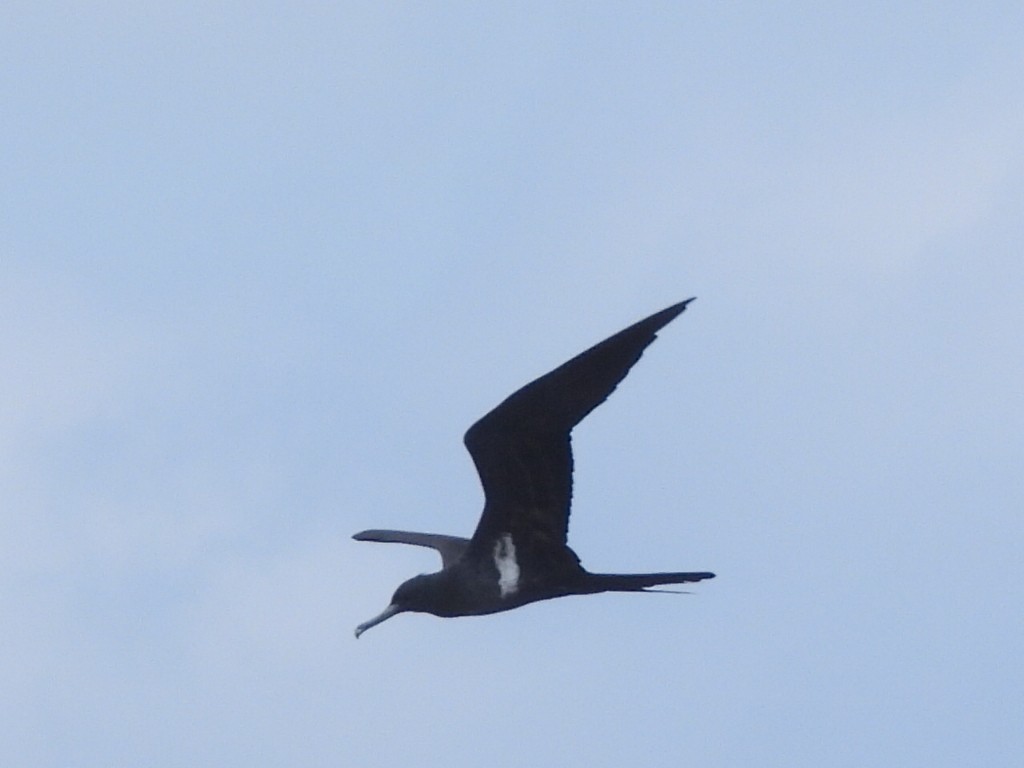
[
  {"x1": 646, "y1": 297, "x2": 696, "y2": 332},
  {"x1": 660, "y1": 297, "x2": 697, "y2": 322}
]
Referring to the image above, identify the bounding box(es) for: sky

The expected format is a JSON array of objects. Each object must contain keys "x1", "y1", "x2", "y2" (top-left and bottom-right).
[{"x1": 3, "y1": 3, "x2": 1023, "y2": 766}]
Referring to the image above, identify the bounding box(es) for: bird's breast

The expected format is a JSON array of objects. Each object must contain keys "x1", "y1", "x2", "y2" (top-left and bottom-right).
[{"x1": 492, "y1": 533, "x2": 521, "y2": 597}]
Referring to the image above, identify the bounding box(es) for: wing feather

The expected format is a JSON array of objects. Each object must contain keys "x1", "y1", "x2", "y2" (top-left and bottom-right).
[
  {"x1": 463, "y1": 299, "x2": 694, "y2": 562},
  {"x1": 352, "y1": 529, "x2": 470, "y2": 568}
]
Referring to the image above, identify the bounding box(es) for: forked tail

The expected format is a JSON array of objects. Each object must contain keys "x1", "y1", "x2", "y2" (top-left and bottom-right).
[{"x1": 587, "y1": 570, "x2": 716, "y2": 593}]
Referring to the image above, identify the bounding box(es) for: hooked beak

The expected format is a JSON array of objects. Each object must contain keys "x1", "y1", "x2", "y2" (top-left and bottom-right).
[{"x1": 354, "y1": 603, "x2": 402, "y2": 638}]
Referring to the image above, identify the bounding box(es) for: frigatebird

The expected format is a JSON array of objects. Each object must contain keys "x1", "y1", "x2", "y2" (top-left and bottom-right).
[{"x1": 353, "y1": 299, "x2": 714, "y2": 638}]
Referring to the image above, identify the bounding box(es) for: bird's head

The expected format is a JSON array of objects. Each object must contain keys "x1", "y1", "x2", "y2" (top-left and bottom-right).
[{"x1": 354, "y1": 573, "x2": 437, "y2": 638}]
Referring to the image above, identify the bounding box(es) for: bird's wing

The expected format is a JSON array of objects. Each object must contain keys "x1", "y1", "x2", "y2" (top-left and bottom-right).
[
  {"x1": 463, "y1": 299, "x2": 694, "y2": 565},
  {"x1": 352, "y1": 529, "x2": 470, "y2": 569}
]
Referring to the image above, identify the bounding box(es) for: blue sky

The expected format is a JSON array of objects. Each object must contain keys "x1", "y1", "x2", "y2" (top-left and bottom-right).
[{"x1": 3, "y1": 3, "x2": 1023, "y2": 766}]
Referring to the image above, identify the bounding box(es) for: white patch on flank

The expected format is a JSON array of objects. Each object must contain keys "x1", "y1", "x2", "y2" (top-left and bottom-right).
[{"x1": 493, "y1": 534, "x2": 520, "y2": 598}]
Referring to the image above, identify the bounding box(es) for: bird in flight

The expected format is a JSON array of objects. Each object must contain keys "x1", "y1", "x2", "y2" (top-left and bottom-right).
[{"x1": 353, "y1": 298, "x2": 714, "y2": 638}]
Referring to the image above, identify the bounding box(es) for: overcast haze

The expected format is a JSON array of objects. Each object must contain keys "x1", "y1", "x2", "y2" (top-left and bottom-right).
[{"x1": 3, "y1": 3, "x2": 1023, "y2": 767}]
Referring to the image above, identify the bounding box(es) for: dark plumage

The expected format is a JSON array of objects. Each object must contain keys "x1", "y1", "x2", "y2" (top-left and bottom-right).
[{"x1": 353, "y1": 299, "x2": 714, "y2": 637}]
